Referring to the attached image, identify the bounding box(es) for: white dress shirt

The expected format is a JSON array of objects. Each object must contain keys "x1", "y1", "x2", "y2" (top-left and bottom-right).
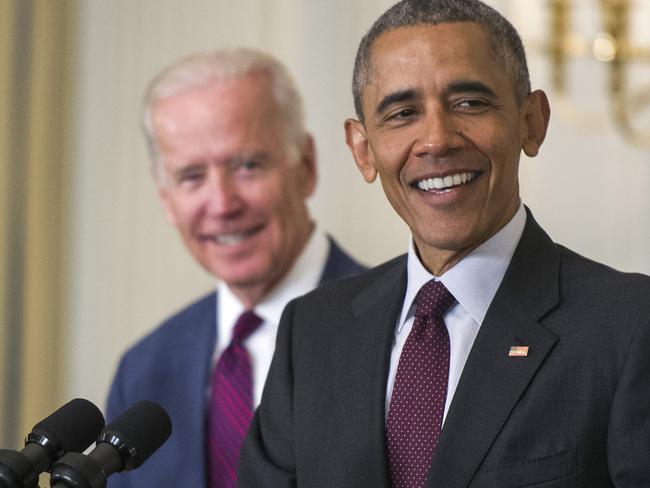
[
  {"x1": 216, "y1": 226, "x2": 329, "y2": 406},
  {"x1": 386, "y1": 204, "x2": 527, "y2": 423}
]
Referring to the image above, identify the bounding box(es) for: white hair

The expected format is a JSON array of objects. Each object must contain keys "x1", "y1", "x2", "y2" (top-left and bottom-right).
[{"x1": 142, "y1": 48, "x2": 307, "y2": 180}]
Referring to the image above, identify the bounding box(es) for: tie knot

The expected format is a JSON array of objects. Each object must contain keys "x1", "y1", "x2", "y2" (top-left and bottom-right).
[
  {"x1": 232, "y1": 311, "x2": 263, "y2": 343},
  {"x1": 415, "y1": 280, "x2": 455, "y2": 320}
]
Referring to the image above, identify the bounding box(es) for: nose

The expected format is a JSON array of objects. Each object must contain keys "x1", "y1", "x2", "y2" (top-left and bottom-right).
[
  {"x1": 202, "y1": 169, "x2": 244, "y2": 218},
  {"x1": 412, "y1": 107, "x2": 464, "y2": 158}
]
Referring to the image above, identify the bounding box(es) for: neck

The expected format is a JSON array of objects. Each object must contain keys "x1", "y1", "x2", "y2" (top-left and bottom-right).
[
  {"x1": 416, "y1": 247, "x2": 472, "y2": 277},
  {"x1": 416, "y1": 204, "x2": 520, "y2": 276}
]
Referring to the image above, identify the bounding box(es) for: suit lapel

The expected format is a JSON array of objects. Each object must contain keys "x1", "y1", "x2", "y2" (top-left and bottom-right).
[
  {"x1": 349, "y1": 257, "x2": 408, "y2": 486},
  {"x1": 427, "y1": 210, "x2": 561, "y2": 488}
]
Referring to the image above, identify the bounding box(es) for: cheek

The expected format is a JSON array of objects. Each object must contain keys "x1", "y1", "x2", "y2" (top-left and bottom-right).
[
  {"x1": 180, "y1": 196, "x2": 208, "y2": 228},
  {"x1": 485, "y1": 155, "x2": 521, "y2": 211},
  {"x1": 268, "y1": 184, "x2": 310, "y2": 241},
  {"x1": 369, "y1": 137, "x2": 412, "y2": 183},
  {"x1": 247, "y1": 181, "x2": 289, "y2": 225},
  {"x1": 163, "y1": 195, "x2": 191, "y2": 229},
  {"x1": 477, "y1": 126, "x2": 520, "y2": 180}
]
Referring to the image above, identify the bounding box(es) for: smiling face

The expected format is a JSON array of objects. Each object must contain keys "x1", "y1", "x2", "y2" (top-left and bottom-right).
[
  {"x1": 346, "y1": 22, "x2": 549, "y2": 275},
  {"x1": 153, "y1": 73, "x2": 316, "y2": 307}
]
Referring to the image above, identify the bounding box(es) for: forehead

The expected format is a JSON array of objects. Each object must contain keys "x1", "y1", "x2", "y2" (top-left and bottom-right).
[
  {"x1": 153, "y1": 74, "x2": 278, "y2": 135},
  {"x1": 363, "y1": 23, "x2": 509, "y2": 107}
]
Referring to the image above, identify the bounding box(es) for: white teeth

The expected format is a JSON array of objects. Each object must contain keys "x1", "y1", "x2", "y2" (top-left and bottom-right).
[
  {"x1": 216, "y1": 229, "x2": 261, "y2": 245},
  {"x1": 212, "y1": 226, "x2": 263, "y2": 245},
  {"x1": 215, "y1": 233, "x2": 247, "y2": 245},
  {"x1": 416, "y1": 172, "x2": 477, "y2": 192}
]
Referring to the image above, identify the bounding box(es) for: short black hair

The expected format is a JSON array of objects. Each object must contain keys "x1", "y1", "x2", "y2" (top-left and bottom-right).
[{"x1": 352, "y1": 0, "x2": 531, "y2": 121}]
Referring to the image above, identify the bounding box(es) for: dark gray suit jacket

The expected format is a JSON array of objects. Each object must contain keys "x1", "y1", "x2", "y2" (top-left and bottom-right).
[
  {"x1": 106, "y1": 237, "x2": 365, "y2": 488},
  {"x1": 239, "y1": 210, "x2": 650, "y2": 487}
]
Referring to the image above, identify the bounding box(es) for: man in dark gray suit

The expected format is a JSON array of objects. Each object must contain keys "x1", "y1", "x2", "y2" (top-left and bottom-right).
[
  {"x1": 238, "y1": 1, "x2": 650, "y2": 486},
  {"x1": 106, "y1": 49, "x2": 364, "y2": 488}
]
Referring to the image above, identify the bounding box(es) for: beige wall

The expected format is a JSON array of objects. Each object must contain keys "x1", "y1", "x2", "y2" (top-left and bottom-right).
[{"x1": 65, "y1": 0, "x2": 650, "y2": 410}]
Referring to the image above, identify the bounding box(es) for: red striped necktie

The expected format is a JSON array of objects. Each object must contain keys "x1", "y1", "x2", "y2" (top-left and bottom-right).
[{"x1": 207, "y1": 310, "x2": 262, "y2": 488}]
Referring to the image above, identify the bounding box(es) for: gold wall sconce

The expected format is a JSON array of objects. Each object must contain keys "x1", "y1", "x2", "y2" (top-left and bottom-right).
[{"x1": 545, "y1": 0, "x2": 650, "y2": 146}]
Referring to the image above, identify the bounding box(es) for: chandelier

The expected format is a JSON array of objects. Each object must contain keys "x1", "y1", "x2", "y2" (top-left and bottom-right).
[{"x1": 544, "y1": 0, "x2": 650, "y2": 146}]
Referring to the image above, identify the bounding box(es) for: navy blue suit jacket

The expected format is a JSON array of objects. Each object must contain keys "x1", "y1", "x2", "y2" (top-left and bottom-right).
[{"x1": 106, "y1": 237, "x2": 364, "y2": 488}]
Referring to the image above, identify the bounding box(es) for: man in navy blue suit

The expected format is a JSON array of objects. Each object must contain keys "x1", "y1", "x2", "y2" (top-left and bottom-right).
[{"x1": 106, "y1": 48, "x2": 364, "y2": 488}]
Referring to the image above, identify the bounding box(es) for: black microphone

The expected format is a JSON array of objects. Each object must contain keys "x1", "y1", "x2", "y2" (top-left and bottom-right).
[
  {"x1": 0, "y1": 398, "x2": 105, "y2": 488},
  {"x1": 50, "y1": 400, "x2": 172, "y2": 488}
]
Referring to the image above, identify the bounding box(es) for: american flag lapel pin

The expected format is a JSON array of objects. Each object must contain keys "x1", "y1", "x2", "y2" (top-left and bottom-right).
[{"x1": 509, "y1": 345, "x2": 529, "y2": 357}]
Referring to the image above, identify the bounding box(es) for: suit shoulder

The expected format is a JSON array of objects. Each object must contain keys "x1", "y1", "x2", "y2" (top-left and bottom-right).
[
  {"x1": 120, "y1": 291, "x2": 216, "y2": 361},
  {"x1": 107, "y1": 290, "x2": 216, "y2": 412},
  {"x1": 321, "y1": 236, "x2": 368, "y2": 283},
  {"x1": 557, "y1": 245, "x2": 650, "y2": 308},
  {"x1": 298, "y1": 254, "x2": 405, "y2": 305}
]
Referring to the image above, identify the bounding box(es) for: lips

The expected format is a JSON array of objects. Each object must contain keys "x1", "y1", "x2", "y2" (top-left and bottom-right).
[{"x1": 415, "y1": 171, "x2": 479, "y2": 191}]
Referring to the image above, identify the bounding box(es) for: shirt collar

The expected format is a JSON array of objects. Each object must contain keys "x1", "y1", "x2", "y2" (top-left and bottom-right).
[
  {"x1": 218, "y1": 223, "x2": 329, "y2": 340},
  {"x1": 399, "y1": 203, "x2": 526, "y2": 331}
]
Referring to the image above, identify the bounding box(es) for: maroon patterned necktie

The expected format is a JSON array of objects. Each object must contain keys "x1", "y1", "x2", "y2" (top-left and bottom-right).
[
  {"x1": 207, "y1": 310, "x2": 262, "y2": 488},
  {"x1": 386, "y1": 280, "x2": 455, "y2": 488}
]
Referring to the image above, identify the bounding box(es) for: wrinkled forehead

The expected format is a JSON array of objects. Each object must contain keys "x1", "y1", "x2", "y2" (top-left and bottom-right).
[{"x1": 151, "y1": 75, "x2": 282, "y2": 139}]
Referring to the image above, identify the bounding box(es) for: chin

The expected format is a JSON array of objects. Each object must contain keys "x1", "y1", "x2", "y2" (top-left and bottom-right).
[{"x1": 419, "y1": 229, "x2": 482, "y2": 254}]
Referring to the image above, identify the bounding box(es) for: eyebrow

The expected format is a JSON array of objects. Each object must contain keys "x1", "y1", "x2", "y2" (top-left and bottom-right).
[
  {"x1": 375, "y1": 88, "x2": 421, "y2": 115},
  {"x1": 446, "y1": 80, "x2": 497, "y2": 98},
  {"x1": 172, "y1": 163, "x2": 205, "y2": 180},
  {"x1": 374, "y1": 80, "x2": 499, "y2": 116}
]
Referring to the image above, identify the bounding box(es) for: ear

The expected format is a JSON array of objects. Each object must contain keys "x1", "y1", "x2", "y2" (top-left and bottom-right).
[
  {"x1": 345, "y1": 118, "x2": 377, "y2": 183},
  {"x1": 298, "y1": 134, "x2": 318, "y2": 198},
  {"x1": 157, "y1": 184, "x2": 179, "y2": 227},
  {"x1": 521, "y1": 90, "x2": 551, "y2": 157}
]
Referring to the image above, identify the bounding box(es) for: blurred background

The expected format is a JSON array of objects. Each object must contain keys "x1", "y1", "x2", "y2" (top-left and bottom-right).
[{"x1": 1, "y1": 0, "x2": 648, "y2": 448}]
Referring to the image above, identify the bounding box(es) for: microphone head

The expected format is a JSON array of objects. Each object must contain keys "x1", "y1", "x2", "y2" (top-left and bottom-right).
[
  {"x1": 29, "y1": 398, "x2": 105, "y2": 455},
  {"x1": 99, "y1": 400, "x2": 172, "y2": 470}
]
